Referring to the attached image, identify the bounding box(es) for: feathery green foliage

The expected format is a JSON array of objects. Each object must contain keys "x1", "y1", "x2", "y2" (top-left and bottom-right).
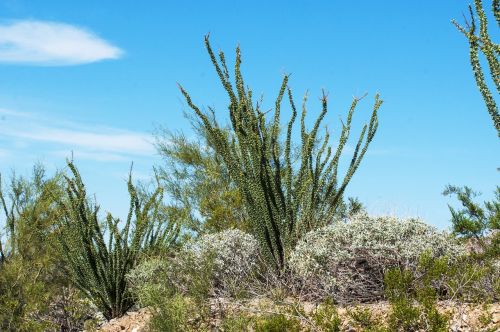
[
  {"x1": 384, "y1": 253, "x2": 450, "y2": 332},
  {"x1": 155, "y1": 127, "x2": 248, "y2": 234},
  {"x1": 0, "y1": 165, "x2": 93, "y2": 331},
  {"x1": 57, "y1": 161, "x2": 179, "y2": 319},
  {"x1": 179, "y1": 36, "x2": 382, "y2": 272},
  {"x1": 453, "y1": 0, "x2": 500, "y2": 137},
  {"x1": 0, "y1": 164, "x2": 64, "y2": 264},
  {"x1": 443, "y1": 185, "x2": 499, "y2": 238},
  {"x1": 443, "y1": 185, "x2": 499, "y2": 258}
]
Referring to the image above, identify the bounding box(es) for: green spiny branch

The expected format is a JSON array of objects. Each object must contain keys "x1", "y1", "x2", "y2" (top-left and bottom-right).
[
  {"x1": 57, "y1": 161, "x2": 179, "y2": 319},
  {"x1": 453, "y1": 0, "x2": 500, "y2": 137}
]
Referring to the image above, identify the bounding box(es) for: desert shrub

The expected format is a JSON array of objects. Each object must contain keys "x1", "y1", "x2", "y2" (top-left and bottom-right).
[
  {"x1": 0, "y1": 256, "x2": 53, "y2": 331},
  {"x1": 220, "y1": 313, "x2": 252, "y2": 332},
  {"x1": 253, "y1": 313, "x2": 302, "y2": 332},
  {"x1": 57, "y1": 161, "x2": 179, "y2": 319},
  {"x1": 384, "y1": 253, "x2": 451, "y2": 332},
  {"x1": 443, "y1": 185, "x2": 499, "y2": 257},
  {"x1": 289, "y1": 214, "x2": 464, "y2": 302},
  {"x1": 0, "y1": 165, "x2": 93, "y2": 331},
  {"x1": 127, "y1": 242, "x2": 218, "y2": 331},
  {"x1": 347, "y1": 306, "x2": 386, "y2": 331},
  {"x1": 180, "y1": 36, "x2": 382, "y2": 272},
  {"x1": 443, "y1": 185, "x2": 499, "y2": 300},
  {"x1": 0, "y1": 164, "x2": 64, "y2": 263},
  {"x1": 127, "y1": 256, "x2": 174, "y2": 304},
  {"x1": 311, "y1": 299, "x2": 341, "y2": 332},
  {"x1": 147, "y1": 294, "x2": 200, "y2": 332},
  {"x1": 155, "y1": 127, "x2": 249, "y2": 235},
  {"x1": 440, "y1": 255, "x2": 499, "y2": 301},
  {"x1": 183, "y1": 229, "x2": 260, "y2": 295},
  {"x1": 127, "y1": 255, "x2": 212, "y2": 331},
  {"x1": 129, "y1": 229, "x2": 259, "y2": 302},
  {"x1": 0, "y1": 247, "x2": 94, "y2": 332}
]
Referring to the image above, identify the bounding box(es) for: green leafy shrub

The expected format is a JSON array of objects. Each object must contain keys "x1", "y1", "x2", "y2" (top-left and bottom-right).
[
  {"x1": 443, "y1": 185, "x2": 499, "y2": 256},
  {"x1": 127, "y1": 251, "x2": 213, "y2": 331},
  {"x1": 220, "y1": 313, "x2": 252, "y2": 332},
  {"x1": 147, "y1": 294, "x2": 200, "y2": 332},
  {"x1": 126, "y1": 257, "x2": 173, "y2": 306},
  {"x1": 0, "y1": 164, "x2": 64, "y2": 264},
  {"x1": 0, "y1": 165, "x2": 93, "y2": 331},
  {"x1": 253, "y1": 313, "x2": 302, "y2": 332},
  {"x1": 347, "y1": 306, "x2": 386, "y2": 331},
  {"x1": 384, "y1": 253, "x2": 450, "y2": 332},
  {"x1": 289, "y1": 214, "x2": 464, "y2": 302},
  {"x1": 311, "y1": 299, "x2": 341, "y2": 332},
  {"x1": 155, "y1": 127, "x2": 249, "y2": 234},
  {"x1": 128, "y1": 254, "x2": 213, "y2": 331},
  {"x1": 443, "y1": 185, "x2": 499, "y2": 300},
  {"x1": 180, "y1": 36, "x2": 382, "y2": 272},
  {"x1": 57, "y1": 161, "x2": 179, "y2": 319},
  {"x1": 0, "y1": 256, "x2": 53, "y2": 331}
]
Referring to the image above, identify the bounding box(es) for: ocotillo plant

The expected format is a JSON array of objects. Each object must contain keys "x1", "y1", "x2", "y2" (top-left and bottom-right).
[
  {"x1": 179, "y1": 36, "x2": 383, "y2": 272},
  {"x1": 453, "y1": 0, "x2": 500, "y2": 137},
  {"x1": 57, "y1": 161, "x2": 179, "y2": 319}
]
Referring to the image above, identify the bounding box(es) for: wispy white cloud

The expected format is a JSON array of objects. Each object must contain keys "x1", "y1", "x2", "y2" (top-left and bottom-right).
[
  {"x1": 6, "y1": 126, "x2": 154, "y2": 155},
  {"x1": 0, "y1": 109, "x2": 155, "y2": 162},
  {"x1": 0, "y1": 20, "x2": 123, "y2": 65},
  {"x1": 49, "y1": 150, "x2": 129, "y2": 162}
]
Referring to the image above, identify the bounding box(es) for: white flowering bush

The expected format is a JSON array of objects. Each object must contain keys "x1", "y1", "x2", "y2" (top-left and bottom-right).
[
  {"x1": 183, "y1": 229, "x2": 260, "y2": 293},
  {"x1": 289, "y1": 214, "x2": 465, "y2": 303},
  {"x1": 128, "y1": 229, "x2": 260, "y2": 301},
  {"x1": 127, "y1": 257, "x2": 171, "y2": 305}
]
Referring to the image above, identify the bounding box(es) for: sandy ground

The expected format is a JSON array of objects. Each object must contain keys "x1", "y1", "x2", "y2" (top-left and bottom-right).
[{"x1": 97, "y1": 300, "x2": 500, "y2": 332}]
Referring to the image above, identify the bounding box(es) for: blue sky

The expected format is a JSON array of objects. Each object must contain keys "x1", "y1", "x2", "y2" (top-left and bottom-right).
[{"x1": 0, "y1": 0, "x2": 498, "y2": 229}]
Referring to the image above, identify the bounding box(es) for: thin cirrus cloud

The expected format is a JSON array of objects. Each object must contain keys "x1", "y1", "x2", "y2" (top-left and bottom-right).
[
  {"x1": 0, "y1": 20, "x2": 123, "y2": 65},
  {"x1": 0, "y1": 109, "x2": 155, "y2": 161}
]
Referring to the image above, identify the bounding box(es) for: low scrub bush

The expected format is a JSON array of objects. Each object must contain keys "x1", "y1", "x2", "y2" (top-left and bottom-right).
[
  {"x1": 347, "y1": 306, "x2": 386, "y2": 331},
  {"x1": 183, "y1": 229, "x2": 260, "y2": 295},
  {"x1": 311, "y1": 299, "x2": 342, "y2": 332},
  {"x1": 220, "y1": 313, "x2": 252, "y2": 332},
  {"x1": 128, "y1": 230, "x2": 258, "y2": 330},
  {"x1": 289, "y1": 214, "x2": 464, "y2": 303},
  {"x1": 384, "y1": 253, "x2": 451, "y2": 332},
  {"x1": 128, "y1": 229, "x2": 259, "y2": 302},
  {"x1": 0, "y1": 165, "x2": 95, "y2": 331},
  {"x1": 443, "y1": 184, "x2": 499, "y2": 301},
  {"x1": 253, "y1": 313, "x2": 302, "y2": 332},
  {"x1": 127, "y1": 256, "x2": 211, "y2": 332},
  {"x1": 147, "y1": 294, "x2": 201, "y2": 332}
]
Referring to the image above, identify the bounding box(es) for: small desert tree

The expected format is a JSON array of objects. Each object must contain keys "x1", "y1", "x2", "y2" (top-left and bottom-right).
[
  {"x1": 179, "y1": 36, "x2": 382, "y2": 272},
  {"x1": 57, "y1": 161, "x2": 179, "y2": 319},
  {"x1": 0, "y1": 164, "x2": 64, "y2": 264},
  {"x1": 443, "y1": 185, "x2": 499, "y2": 258},
  {"x1": 0, "y1": 165, "x2": 72, "y2": 331},
  {"x1": 155, "y1": 126, "x2": 248, "y2": 234},
  {"x1": 453, "y1": 0, "x2": 500, "y2": 137}
]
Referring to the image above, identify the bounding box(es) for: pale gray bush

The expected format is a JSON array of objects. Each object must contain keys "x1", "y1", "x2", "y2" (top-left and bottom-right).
[
  {"x1": 128, "y1": 229, "x2": 260, "y2": 301},
  {"x1": 289, "y1": 214, "x2": 465, "y2": 303},
  {"x1": 183, "y1": 229, "x2": 260, "y2": 293}
]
